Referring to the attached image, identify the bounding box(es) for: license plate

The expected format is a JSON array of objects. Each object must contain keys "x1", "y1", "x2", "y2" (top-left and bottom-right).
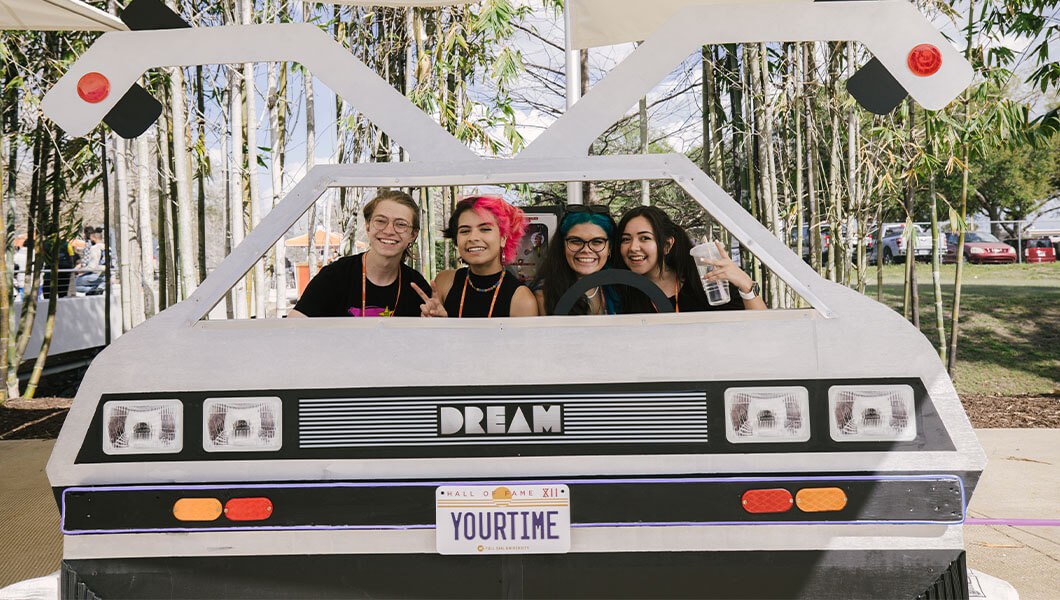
[{"x1": 436, "y1": 484, "x2": 571, "y2": 555}]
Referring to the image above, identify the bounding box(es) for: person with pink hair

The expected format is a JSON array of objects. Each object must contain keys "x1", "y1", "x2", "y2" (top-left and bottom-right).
[{"x1": 412, "y1": 196, "x2": 539, "y2": 318}]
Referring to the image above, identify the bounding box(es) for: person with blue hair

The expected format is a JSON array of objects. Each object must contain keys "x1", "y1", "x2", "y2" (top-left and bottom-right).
[{"x1": 532, "y1": 205, "x2": 621, "y2": 315}]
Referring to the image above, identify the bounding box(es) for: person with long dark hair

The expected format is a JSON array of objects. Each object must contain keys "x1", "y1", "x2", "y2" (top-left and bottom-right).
[
  {"x1": 290, "y1": 190, "x2": 430, "y2": 318},
  {"x1": 413, "y1": 196, "x2": 538, "y2": 318},
  {"x1": 532, "y1": 205, "x2": 620, "y2": 315},
  {"x1": 617, "y1": 206, "x2": 766, "y2": 312}
]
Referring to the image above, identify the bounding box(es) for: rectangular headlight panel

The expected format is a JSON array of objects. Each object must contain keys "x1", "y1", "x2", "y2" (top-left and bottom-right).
[
  {"x1": 828, "y1": 385, "x2": 916, "y2": 442},
  {"x1": 203, "y1": 396, "x2": 282, "y2": 452},
  {"x1": 103, "y1": 399, "x2": 183, "y2": 455},
  {"x1": 724, "y1": 387, "x2": 810, "y2": 443}
]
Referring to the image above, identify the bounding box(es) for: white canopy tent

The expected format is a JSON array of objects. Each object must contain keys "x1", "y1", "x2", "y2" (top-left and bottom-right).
[{"x1": 0, "y1": 0, "x2": 126, "y2": 31}]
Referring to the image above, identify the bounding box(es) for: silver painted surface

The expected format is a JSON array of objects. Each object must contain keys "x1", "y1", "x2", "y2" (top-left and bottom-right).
[
  {"x1": 525, "y1": 0, "x2": 972, "y2": 159},
  {"x1": 41, "y1": 24, "x2": 474, "y2": 160}
]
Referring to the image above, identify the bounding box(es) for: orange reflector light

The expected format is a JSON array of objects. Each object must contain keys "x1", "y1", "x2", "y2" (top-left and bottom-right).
[
  {"x1": 172, "y1": 498, "x2": 222, "y2": 522},
  {"x1": 741, "y1": 488, "x2": 793, "y2": 514},
  {"x1": 76, "y1": 72, "x2": 110, "y2": 103},
  {"x1": 224, "y1": 497, "x2": 273, "y2": 521},
  {"x1": 796, "y1": 487, "x2": 848, "y2": 513},
  {"x1": 907, "y1": 44, "x2": 942, "y2": 77}
]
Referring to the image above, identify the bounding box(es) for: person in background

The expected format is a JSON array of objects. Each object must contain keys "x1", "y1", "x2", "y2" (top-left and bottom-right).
[
  {"x1": 414, "y1": 196, "x2": 538, "y2": 318},
  {"x1": 74, "y1": 228, "x2": 107, "y2": 295},
  {"x1": 532, "y1": 205, "x2": 620, "y2": 315},
  {"x1": 616, "y1": 206, "x2": 766, "y2": 312},
  {"x1": 289, "y1": 190, "x2": 430, "y2": 318},
  {"x1": 12, "y1": 242, "x2": 27, "y2": 302}
]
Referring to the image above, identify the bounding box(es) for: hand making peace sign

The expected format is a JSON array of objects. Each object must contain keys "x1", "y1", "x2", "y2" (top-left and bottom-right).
[{"x1": 411, "y1": 281, "x2": 447, "y2": 318}]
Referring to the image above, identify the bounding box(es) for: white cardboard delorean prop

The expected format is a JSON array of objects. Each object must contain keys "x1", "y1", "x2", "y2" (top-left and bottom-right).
[{"x1": 44, "y1": 1, "x2": 986, "y2": 598}]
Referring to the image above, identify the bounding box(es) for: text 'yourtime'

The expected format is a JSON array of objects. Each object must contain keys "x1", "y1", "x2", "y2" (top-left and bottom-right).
[{"x1": 438, "y1": 404, "x2": 562, "y2": 436}]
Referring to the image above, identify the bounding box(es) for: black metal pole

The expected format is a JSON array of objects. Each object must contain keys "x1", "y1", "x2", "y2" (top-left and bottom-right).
[{"x1": 101, "y1": 133, "x2": 112, "y2": 345}]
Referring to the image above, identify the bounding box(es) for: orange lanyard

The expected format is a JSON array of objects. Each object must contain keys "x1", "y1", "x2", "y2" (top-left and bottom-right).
[
  {"x1": 651, "y1": 279, "x2": 680, "y2": 313},
  {"x1": 458, "y1": 270, "x2": 505, "y2": 318},
  {"x1": 361, "y1": 253, "x2": 401, "y2": 317}
]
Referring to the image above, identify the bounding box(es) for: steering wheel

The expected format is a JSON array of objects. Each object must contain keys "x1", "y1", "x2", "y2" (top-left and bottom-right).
[{"x1": 554, "y1": 269, "x2": 674, "y2": 315}]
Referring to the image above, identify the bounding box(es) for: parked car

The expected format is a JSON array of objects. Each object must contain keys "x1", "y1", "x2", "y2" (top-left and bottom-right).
[
  {"x1": 943, "y1": 232, "x2": 1017, "y2": 264},
  {"x1": 1023, "y1": 238, "x2": 1057, "y2": 264},
  {"x1": 788, "y1": 224, "x2": 832, "y2": 262},
  {"x1": 867, "y1": 223, "x2": 936, "y2": 264}
]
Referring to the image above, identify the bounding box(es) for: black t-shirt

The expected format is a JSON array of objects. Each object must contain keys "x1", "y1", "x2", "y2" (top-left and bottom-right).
[
  {"x1": 622, "y1": 279, "x2": 744, "y2": 314},
  {"x1": 442, "y1": 268, "x2": 526, "y2": 318},
  {"x1": 294, "y1": 253, "x2": 430, "y2": 317}
]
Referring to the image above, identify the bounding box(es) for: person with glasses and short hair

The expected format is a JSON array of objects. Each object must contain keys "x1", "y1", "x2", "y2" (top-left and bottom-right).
[
  {"x1": 532, "y1": 205, "x2": 621, "y2": 316},
  {"x1": 289, "y1": 190, "x2": 431, "y2": 318}
]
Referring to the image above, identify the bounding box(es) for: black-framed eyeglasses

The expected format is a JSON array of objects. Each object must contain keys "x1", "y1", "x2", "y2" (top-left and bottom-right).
[
  {"x1": 565, "y1": 237, "x2": 609, "y2": 253},
  {"x1": 369, "y1": 215, "x2": 413, "y2": 234}
]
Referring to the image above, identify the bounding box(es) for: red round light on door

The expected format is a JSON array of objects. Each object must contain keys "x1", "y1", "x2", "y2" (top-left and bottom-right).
[
  {"x1": 76, "y1": 72, "x2": 110, "y2": 103},
  {"x1": 907, "y1": 44, "x2": 942, "y2": 77}
]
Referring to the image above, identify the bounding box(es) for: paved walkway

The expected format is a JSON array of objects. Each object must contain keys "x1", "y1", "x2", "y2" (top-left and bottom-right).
[
  {"x1": 0, "y1": 440, "x2": 61, "y2": 589},
  {"x1": 965, "y1": 429, "x2": 1060, "y2": 600},
  {"x1": 1, "y1": 431, "x2": 1057, "y2": 596}
]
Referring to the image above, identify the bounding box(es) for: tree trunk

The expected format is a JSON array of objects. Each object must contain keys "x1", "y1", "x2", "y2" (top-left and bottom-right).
[
  {"x1": 136, "y1": 128, "x2": 157, "y2": 320},
  {"x1": 165, "y1": 9, "x2": 196, "y2": 300},
  {"x1": 113, "y1": 136, "x2": 132, "y2": 332},
  {"x1": 794, "y1": 44, "x2": 805, "y2": 279},
  {"x1": 826, "y1": 45, "x2": 842, "y2": 284},
  {"x1": 24, "y1": 133, "x2": 64, "y2": 398},
  {"x1": 902, "y1": 101, "x2": 919, "y2": 328},
  {"x1": 0, "y1": 102, "x2": 9, "y2": 405},
  {"x1": 196, "y1": 64, "x2": 208, "y2": 283},
  {"x1": 847, "y1": 44, "x2": 861, "y2": 291},
  {"x1": 948, "y1": 1, "x2": 976, "y2": 378},
  {"x1": 928, "y1": 135, "x2": 947, "y2": 363},
  {"x1": 9, "y1": 126, "x2": 47, "y2": 399},
  {"x1": 804, "y1": 43, "x2": 821, "y2": 274},
  {"x1": 304, "y1": 2, "x2": 318, "y2": 280},
  {"x1": 242, "y1": 0, "x2": 266, "y2": 318},
  {"x1": 228, "y1": 64, "x2": 248, "y2": 318},
  {"x1": 267, "y1": 53, "x2": 287, "y2": 316}
]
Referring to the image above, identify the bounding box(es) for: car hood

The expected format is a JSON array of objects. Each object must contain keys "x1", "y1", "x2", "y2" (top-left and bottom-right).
[{"x1": 968, "y1": 242, "x2": 1014, "y2": 251}]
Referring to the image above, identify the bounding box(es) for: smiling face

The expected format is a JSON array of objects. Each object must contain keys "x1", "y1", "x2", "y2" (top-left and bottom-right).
[
  {"x1": 564, "y1": 223, "x2": 610, "y2": 278},
  {"x1": 456, "y1": 209, "x2": 504, "y2": 270},
  {"x1": 365, "y1": 199, "x2": 416, "y2": 260},
  {"x1": 620, "y1": 216, "x2": 671, "y2": 276}
]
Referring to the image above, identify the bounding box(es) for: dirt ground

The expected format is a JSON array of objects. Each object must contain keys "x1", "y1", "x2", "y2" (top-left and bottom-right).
[{"x1": 1, "y1": 394, "x2": 1056, "y2": 441}]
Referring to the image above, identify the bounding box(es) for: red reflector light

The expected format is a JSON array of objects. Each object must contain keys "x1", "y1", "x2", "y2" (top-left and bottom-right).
[
  {"x1": 224, "y1": 497, "x2": 273, "y2": 521},
  {"x1": 741, "y1": 488, "x2": 794, "y2": 514},
  {"x1": 76, "y1": 72, "x2": 110, "y2": 103},
  {"x1": 907, "y1": 44, "x2": 942, "y2": 77}
]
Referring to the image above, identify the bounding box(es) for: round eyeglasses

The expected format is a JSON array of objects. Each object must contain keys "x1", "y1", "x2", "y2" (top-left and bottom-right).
[
  {"x1": 370, "y1": 216, "x2": 413, "y2": 234},
  {"x1": 565, "y1": 237, "x2": 609, "y2": 253}
]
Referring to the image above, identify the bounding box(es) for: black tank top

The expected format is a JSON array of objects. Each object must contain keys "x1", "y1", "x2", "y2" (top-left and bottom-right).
[{"x1": 443, "y1": 268, "x2": 524, "y2": 318}]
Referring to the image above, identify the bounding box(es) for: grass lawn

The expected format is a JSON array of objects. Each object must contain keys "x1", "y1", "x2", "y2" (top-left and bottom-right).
[{"x1": 859, "y1": 262, "x2": 1060, "y2": 397}]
